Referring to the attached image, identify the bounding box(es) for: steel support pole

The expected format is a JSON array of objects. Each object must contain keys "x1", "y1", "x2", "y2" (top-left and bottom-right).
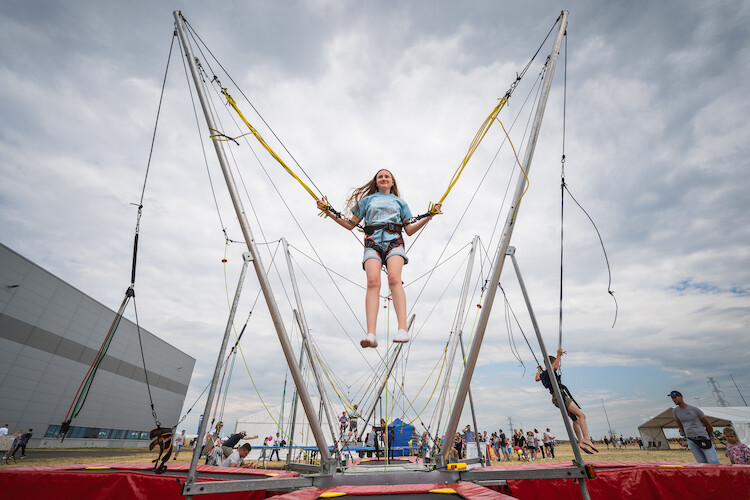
[
  {"x1": 286, "y1": 345, "x2": 306, "y2": 465},
  {"x1": 283, "y1": 238, "x2": 339, "y2": 453},
  {"x1": 431, "y1": 236, "x2": 480, "y2": 458},
  {"x1": 185, "y1": 252, "x2": 251, "y2": 492},
  {"x1": 439, "y1": 11, "x2": 569, "y2": 466},
  {"x1": 173, "y1": 11, "x2": 332, "y2": 472},
  {"x1": 457, "y1": 331, "x2": 483, "y2": 464},
  {"x1": 361, "y1": 314, "x2": 415, "y2": 433}
]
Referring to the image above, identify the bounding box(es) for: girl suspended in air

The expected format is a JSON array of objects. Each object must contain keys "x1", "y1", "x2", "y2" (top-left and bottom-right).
[
  {"x1": 535, "y1": 348, "x2": 599, "y2": 454},
  {"x1": 317, "y1": 169, "x2": 440, "y2": 348}
]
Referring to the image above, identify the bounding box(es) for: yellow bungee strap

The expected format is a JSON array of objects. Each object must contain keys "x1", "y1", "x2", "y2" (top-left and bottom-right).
[
  {"x1": 220, "y1": 88, "x2": 322, "y2": 203},
  {"x1": 435, "y1": 96, "x2": 509, "y2": 208}
]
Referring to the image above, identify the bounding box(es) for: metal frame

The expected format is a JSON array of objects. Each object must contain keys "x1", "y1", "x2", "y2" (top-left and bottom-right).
[
  {"x1": 172, "y1": 8, "x2": 594, "y2": 500},
  {"x1": 173, "y1": 12, "x2": 334, "y2": 497},
  {"x1": 431, "y1": 236, "x2": 482, "y2": 462},
  {"x1": 180, "y1": 465, "x2": 590, "y2": 496},
  {"x1": 282, "y1": 238, "x2": 340, "y2": 458},
  {"x1": 438, "y1": 10, "x2": 569, "y2": 465},
  {"x1": 184, "y1": 252, "x2": 251, "y2": 486}
]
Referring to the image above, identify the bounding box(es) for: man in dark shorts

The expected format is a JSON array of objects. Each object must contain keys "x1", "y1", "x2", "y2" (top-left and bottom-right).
[{"x1": 221, "y1": 431, "x2": 258, "y2": 460}]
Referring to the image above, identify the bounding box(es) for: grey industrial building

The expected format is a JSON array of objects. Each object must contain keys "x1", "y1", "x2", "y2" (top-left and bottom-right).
[{"x1": 0, "y1": 242, "x2": 194, "y2": 449}]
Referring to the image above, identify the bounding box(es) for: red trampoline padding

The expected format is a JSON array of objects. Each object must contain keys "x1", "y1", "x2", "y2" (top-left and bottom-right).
[
  {"x1": 0, "y1": 469, "x2": 267, "y2": 500},
  {"x1": 271, "y1": 482, "x2": 516, "y2": 500},
  {"x1": 506, "y1": 463, "x2": 750, "y2": 500}
]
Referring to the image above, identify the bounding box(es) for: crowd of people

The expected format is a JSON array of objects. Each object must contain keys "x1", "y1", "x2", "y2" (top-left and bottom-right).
[
  {"x1": 4, "y1": 387, "x2": 750, "y2": 467},
  {"x1": 444, "y1": 426, "x2": 558, "y2": 462}
]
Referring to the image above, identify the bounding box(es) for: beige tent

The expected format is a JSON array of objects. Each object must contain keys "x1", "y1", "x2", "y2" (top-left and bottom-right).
[{"x1": 638, "y1": 406, "x2": 750, "y2": 450}]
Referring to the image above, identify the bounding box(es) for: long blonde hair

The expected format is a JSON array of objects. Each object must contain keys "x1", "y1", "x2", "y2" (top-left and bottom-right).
[{"x1": 346, "y1": 169, "x2": 401, "y2": 215}]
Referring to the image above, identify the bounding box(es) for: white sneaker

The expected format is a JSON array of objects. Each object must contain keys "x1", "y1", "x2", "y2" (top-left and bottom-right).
[
  {"x1": 361, "y1": 333, "x2": 378, "y2": 348},
  {"x1": 393, "y1": 329, "x2": 409, "y2": 343}
]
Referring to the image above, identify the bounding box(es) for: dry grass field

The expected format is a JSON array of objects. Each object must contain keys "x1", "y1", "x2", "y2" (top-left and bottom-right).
[{"x1": 0, "y1": 441, "x2": 735, "y2": 469}]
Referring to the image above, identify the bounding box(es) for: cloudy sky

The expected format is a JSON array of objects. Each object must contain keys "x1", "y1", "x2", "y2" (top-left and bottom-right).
[{"x1": 2, "y1": 0, "x2": 749, "y2": 445}]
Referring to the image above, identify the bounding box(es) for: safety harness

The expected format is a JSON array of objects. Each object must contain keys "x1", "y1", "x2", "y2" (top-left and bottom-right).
[
  {"x1": 364, "y1": 223, "x2": 405, "y2": 262},
  {"x1": 539, "y1": 369, "x2": 580, "y2": 421}
]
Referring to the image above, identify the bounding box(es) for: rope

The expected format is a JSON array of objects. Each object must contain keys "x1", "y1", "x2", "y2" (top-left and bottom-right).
[
  {"x1": 184, "y1": 18, "x2": 326, "y2": 198},
  {"x1": 436, "y1": 97, "x2": 509, "y2": 206},
  {"x1": 177, "y1": 35, "x2": 230, "y2": 238},
  {"x1": 220, "y1": 89, "x2": 321, "y2": 201},
  {"x1": 60, "y1": 32, "x2": 177, "y2": 438},
  {"x1": 432, "y1": 12, "x2": 561, "y2": 210},
  {"x1": 563, "y1": 184, "x2": 619, "y2": 327},
  {"x1": 498, "y1": 284, "x2": 541, "y2": 369},
  {"x1": 132, "y1": 297, "x2": 161, "y2": 427},
  {"x1": 558, "y1": 32, "x2": 567, "y2": 351}
]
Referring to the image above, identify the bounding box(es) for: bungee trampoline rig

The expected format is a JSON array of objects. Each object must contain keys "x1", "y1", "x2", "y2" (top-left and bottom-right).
[
  {"x1": 168, "y1": 9, "x2": 598, "y2": 500},
  {"x1": 5, "y1": 9, "x2": 750, "y2": 500}
]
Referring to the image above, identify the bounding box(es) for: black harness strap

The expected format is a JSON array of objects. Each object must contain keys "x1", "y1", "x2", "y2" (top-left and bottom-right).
[
  {"x1": 364, "y1": 222, "x2": 403, "y2": 235},
  {"x1": 365, "y1": 235, "x2": 405, "y2": 262}
]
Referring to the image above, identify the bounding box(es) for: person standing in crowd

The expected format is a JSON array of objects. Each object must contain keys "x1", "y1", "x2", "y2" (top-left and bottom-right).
[
  {"x1": 463, "y1": 424, "x2": 475, "y2": 445},
  {"x1": 517, "y1": 430, "x2": 527, "y2": 461},
  {"x1": 543, "y1": 429, "x2": 555, "y2": 459},
  {"x1": 221, "y1": 431, "x2": 258, "y2": 460},
  {"x1": 453, "y1": 432, "x2": 463, "y2": 460},
  {"x1": 670, "y1": 390, "x2": 720, "y2": 464},
  {"x1": 0, "y1": 424, "x2": 8, "y2": 436},
  {"x1": 723, "y1": 427, "x2": 750, "y2": 464},
  {"x1": 174, "y1": 430, "x2": 186, "y2": 460},
  {"x1": 490, "y1": 432, "x2": 499, "y2": 462},
  {"x1": 223, "y1": 443, "x2": 255, "y2": 468},
  {"x1": 348, "y1": 405, "x2": 361, "y2": 441},
  {"x1": 498, "y1": 429, "x2": 509, "y2": 461},
  {"x1": 203, "y1": 421, "x2": 223, "y2": 456},
  {"x1": 534, "y1": 429, "x2": 544, "y2": 459},
  {"x1": 269, "y1": 433, "x2": 281, "y2": 461},
  {"x1": 339, "y1": 412, "x2": 349, "y2": 439},
  {"x1": 526, "y1": 431, "x2": 536, "y2": 461},
  {"x1": 259, "y1": 436, "x2": 269, "y2": 461}
]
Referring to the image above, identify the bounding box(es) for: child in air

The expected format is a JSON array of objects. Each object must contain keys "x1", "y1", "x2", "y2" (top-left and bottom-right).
[
  {"x1": 536, "y1": 348, "x2": 598, "y2": 454},
  {"x1": 318, "y1": 169, "x2": 440, "y2": 348}
]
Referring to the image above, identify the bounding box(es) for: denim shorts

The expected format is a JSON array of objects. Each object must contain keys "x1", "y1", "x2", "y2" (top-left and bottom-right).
[{"x1": 362, "y1": 244, "x2": 408, "y2": 268}]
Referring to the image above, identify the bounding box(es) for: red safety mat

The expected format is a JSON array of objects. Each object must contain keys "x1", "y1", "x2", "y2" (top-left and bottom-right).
[
  {"x1": 502, "y1": 462, "x2": 750, "y2": 500},
  {"x1": 0, "y1": 463, "x2": 298, "y2": 500}
]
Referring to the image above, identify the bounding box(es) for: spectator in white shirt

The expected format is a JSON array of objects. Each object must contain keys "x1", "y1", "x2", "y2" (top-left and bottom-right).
[{"x1": 223, "y1": 443, "x2": 254, "y2": 468}]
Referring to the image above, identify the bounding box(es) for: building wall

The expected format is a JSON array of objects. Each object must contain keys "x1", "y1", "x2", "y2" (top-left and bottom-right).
[{"x1": 0, "y1": 243, "x2": 195, "y2": 448}]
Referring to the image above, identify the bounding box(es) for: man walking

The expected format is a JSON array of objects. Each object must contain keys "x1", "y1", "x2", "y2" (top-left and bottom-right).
[{"x1": 670, "y1": 390, "x2": 720, "y2": 464}]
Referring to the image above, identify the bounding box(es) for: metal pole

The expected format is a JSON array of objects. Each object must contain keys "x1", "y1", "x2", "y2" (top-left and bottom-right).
[
  {"x1": 457, "y1": 332, "x2": 483, "y2": 464},
  {"x1": 507, "y1": 248, "x2": 588, "y2": 471},
  {"x1": 173, "y1": 11, "x2": 332, "y2": 469},
  {"x1": 286, "y1": 345, "x2": 306, "y2": 465},
  {"x1": 283, "y1": 238, "x2": 339, "y2": 452},
  {"x1": 601, "y1": 398, "x2": 614, "y2": 439},
  {"x1": 361, "y1": 315, "x2": 415, "y2": 433},
  {"x1": 440, "y1": 10, "x2": 569, "y2": 466},
  {"x1": 431, "y1": 236, "x2": 479, "y2": 454},
  {"x1": 185, "y1": 252, "x2": 251, "y2": 491},
  {"x1": 730, "y1": 374, "x2": 748, "y2": 406}
]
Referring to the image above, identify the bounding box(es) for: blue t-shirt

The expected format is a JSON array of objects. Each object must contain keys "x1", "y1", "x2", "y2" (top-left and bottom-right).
[{"x1": 353, "y1": 192, "x2": 412, "y2": 245}]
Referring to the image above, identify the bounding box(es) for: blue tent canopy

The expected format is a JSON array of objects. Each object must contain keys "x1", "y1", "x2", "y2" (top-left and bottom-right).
[{"x1": 389, "y1": 418, "x2": 415, "y2": 456}]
